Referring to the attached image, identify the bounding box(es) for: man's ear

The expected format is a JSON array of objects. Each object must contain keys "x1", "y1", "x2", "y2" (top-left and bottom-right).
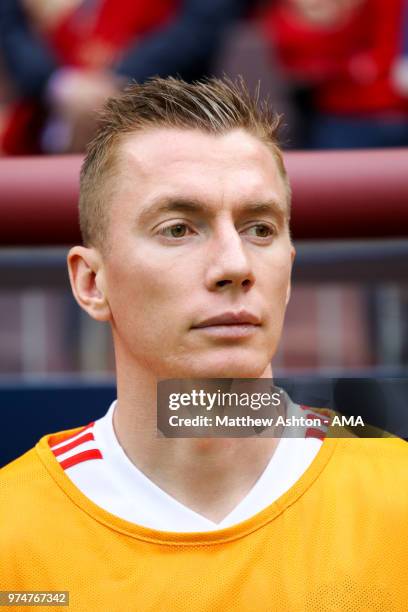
[
  {"x1": 285, "y1": 244, "x2": 296, "y2": 306},
  {"x1": 67, "y1": 246, "x2": 111, "y2": 322}
]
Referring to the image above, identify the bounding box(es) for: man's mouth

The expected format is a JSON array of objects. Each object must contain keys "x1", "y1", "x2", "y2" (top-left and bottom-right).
[{"x1": 192, "y1": 310, "x2": 261, "y2": 337}]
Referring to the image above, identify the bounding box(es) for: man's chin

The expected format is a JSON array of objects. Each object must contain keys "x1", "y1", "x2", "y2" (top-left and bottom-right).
[{"x1": 180, "y1": 358, "x2": 272, "y2": 380}]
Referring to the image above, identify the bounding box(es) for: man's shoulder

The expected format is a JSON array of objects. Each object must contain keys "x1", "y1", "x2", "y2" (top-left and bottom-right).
[
  {"x1": 334, "y1": 435, "x2": 408, "y2": 468},
  {"x1": 0, "y1": 425, "x2": 85, "y2": 517},
  {"x1": 1, "y1": 446, "x2": 44, "y2": 490},
  {"x1": 337, "y1": 431, "x2": 407, "y2": 451},
  {"x1": 329, "y1": 436, "x2": 408, "y2": 508},
  {"x1": 0, "y1": 446, "x2": 51, "y2": 547}
]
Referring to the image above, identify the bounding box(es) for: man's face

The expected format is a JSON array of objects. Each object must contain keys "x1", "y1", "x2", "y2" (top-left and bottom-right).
[{"x1": 100, "y1": 128, "x2": 294, "y2": 378}]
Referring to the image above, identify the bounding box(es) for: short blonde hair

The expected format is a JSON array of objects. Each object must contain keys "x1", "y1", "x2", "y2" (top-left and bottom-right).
[{"x1": 79, "y1": 76, "x2": 290, "y2": 249}]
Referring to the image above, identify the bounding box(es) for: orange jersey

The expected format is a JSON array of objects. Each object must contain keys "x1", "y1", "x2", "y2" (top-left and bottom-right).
[{"x1": 1, "y1": 429, "x2": 408, "y2": 611}]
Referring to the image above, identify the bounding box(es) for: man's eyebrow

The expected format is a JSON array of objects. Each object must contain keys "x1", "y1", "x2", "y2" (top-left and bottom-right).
[
  {"x1": 137, "y1": 198, "x2": 212, "y2": 224},
  {"x1": 239, "y1": 201, "x2": 287, "y2": 218},
  {"x1": 137, "y1": 196, "x2": 287, "y2": 224}
]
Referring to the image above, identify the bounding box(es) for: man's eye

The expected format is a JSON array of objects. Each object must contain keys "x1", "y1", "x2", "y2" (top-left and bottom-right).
[
  {"x1": 245, "y1": 224, "x2": 274, "y2": 238},
  {"x1": 160, "y1": 223, "x2": 189, "y2": 238}
]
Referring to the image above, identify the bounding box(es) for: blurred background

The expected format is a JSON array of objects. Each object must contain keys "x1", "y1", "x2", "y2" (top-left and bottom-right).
[{"x1": 0, "y1": 0, "x2": 407, "y2": 464}]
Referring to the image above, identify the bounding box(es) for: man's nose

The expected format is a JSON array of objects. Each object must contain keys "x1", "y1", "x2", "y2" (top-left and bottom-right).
[{"x1": 204, "y1": 225, "x2": 255, "y2": 292}]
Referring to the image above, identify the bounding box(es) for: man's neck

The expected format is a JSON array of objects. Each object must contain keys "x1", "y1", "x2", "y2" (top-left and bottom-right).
[{"x1": 112, "y1": 363, "x2": 279, "y2": 523}]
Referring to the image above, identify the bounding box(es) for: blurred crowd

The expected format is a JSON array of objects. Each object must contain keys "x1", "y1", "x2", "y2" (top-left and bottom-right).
[{"x1": 0, "y1": 0, "x2": 407, "y2": 155}]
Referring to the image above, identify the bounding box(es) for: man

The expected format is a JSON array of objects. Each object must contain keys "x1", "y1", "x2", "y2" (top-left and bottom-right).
[{"x1": 1, "y1": 77, "x2": 407, "y2": 610}]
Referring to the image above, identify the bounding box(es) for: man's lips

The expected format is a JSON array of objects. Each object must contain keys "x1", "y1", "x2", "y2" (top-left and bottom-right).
[{"x1": 192, "y1": 310, "x2": 261, "y2": 329}]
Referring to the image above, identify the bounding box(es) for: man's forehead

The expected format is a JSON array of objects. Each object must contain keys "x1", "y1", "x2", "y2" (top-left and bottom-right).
[
  {"x1": 117, "y1": 127, "x2": 284, "y2": 180},
  {"x1": 108, "y1": 128, "x2": 289, "y2": 223}
]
